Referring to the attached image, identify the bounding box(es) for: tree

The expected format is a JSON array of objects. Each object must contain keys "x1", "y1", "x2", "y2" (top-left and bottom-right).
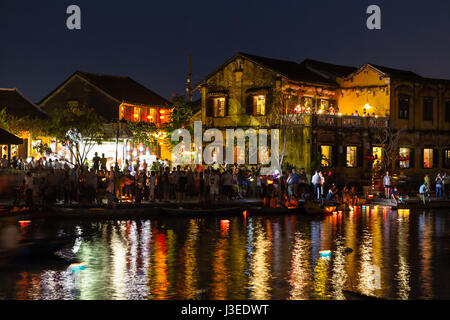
[
  {"x1": 42, "y1": 106, "x2": 107, "y2": 166},
  {"x1": 164, "y1": 95, "x2": 197, "y2": 148},
  {"x1": 127, "y1": 121, "x2": 158, "y2": 149},
  {"x1": 372, "y1": 123, "x2": 404, "y2": 174},
  {"x1": 0, "y1": 108, "x2": 44, "y2": 138},
  {"x1": 264, "y1": 88, "x2": 305, "y2": 171}
]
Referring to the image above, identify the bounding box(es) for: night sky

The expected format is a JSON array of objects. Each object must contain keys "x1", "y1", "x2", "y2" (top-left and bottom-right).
[{"x1": 0, "y1": 0, "x2": 449, "y2": 103}]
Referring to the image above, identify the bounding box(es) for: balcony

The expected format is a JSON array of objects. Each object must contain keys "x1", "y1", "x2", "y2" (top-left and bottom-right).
[{"x1": 313, "y1": 114, "x2": 388, "y2": 129}]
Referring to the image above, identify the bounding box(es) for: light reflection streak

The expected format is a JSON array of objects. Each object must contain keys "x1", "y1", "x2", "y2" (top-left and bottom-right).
[
  {"x1": 211, "y1": 222, "x2": 230, "y2": 300},
  {"x1": 179, "y1": 219, "x2": 199, "y2": 299},
  {"x1": 249, "y1": 220, "x2": 272, "y2": 300},
  {"x1": 288, "y1": 232, "x2": 311, "y2": 300},
  {"x1": 395, "y1": 210, "x2": 410, "y2": 299},
  {"x1": 358, "y1": 229, "x2": 374, "y2": 296},
  {"x1": 331, "y1": 236, "x2": 347, "y2": 300},
  {"x1": 419, "y1": 212, "x2": 433, "y2": 299}
]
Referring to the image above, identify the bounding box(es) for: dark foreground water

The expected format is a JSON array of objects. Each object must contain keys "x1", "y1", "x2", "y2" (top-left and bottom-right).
[{"x1": 0, "y1": 206, "x2": 449, "y2": 300}]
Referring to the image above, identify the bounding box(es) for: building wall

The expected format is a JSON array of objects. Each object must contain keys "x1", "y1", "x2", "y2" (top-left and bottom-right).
[
  {"x1": 39, "y1": 76, "x2": 120, "y2": 120},
  {"x1": 337, "y1": 66, "x2": 391, "y2": 116}
]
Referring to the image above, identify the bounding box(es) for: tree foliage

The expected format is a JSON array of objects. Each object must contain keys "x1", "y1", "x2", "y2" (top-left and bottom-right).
[
  {"x1": 42, "y1": 106, "x2": 107, "y2": 166},
  {"x1": 127, "y1": 121, "x2": 158, "y2": 147},
  {"x1": 165, "y1": 95, "x2": 197, "y2": 149},
  {"x1": 0, "y1": 108, "x2": 44, "y2": 138}
]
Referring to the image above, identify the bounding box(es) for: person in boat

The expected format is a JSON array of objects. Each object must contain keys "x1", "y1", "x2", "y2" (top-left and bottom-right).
[
  {"x1": 326, "y1": 183, "x2": 339, "y2": 202},
  {"x1": 419, "y1": 182, "x2": 430, "y2": 205},
  {"x1": 390, "y1": 187, "x2": 400, "y2": 205},
  {"x1": 349, "y1": 186, "x2": 359, "y2": 206}
]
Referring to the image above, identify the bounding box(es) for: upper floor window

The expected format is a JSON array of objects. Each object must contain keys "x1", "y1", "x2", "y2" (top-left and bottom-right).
[
  {"x1": 398, "y1": 95, "x2": 410, "y2": 119},
  {"x1": 214, "y1": 97, "x2": 226, "y2": 117},
  {"x1": 67, "y1": 100, "x2": 80, "y2": 111},
  {"x1": 445, "y1": 100, "x2": 450, "y2": 122},
  {"x1": 423, "y1": 97, "x2": 433, "y2": 121},
  {"x1": 301, "y1": 96, "x2": 314, "y2": 111},
  {"x1": 254, "y1": 95, "x2": 266, "y2": 116}
]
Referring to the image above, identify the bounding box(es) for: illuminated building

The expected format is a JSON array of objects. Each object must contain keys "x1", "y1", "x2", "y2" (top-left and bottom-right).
[
  {"x1": 197, "y1": 52, "x2": 450, "y2": 186},
  {"x1": 0, "y1": 88, "x2": 48, "y2": 160},
  {"x1": 38, "y1": 71, "x2": 173, "y2": 168}
]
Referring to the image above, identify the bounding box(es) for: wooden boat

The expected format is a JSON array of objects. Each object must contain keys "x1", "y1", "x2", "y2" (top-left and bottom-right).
[
  {"x1": 303, "y1": 201, "x2": 334, "y2": 216},
  {"x1": 343, "y1": 290, "x2": 388, "y2": 300},
  {"x1": 161, "y1": 206, "x2": 243, "y2": 216},
  {"x1": 4, "y1": 236, "x2": 77, "y2": 261},
  {"x1": 249, "y1": 206, "x2": 304, "y2": 215}
]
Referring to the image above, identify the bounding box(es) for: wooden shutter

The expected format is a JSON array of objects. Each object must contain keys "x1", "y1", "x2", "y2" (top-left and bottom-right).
[
  {"x1": 206, "y1": 98, "x2": 214, "y2": 117},
  {"x1": 225, "y1": 97, "x2": 230, "y2": 116},
  {"x1": 409, "y1": 148, "x2": 415, "y2": 169},
  {"x1": 357, "y1": 147, "x2": 363, "y2": 168},
  {"x1": 246, "y1": 95, "x2": 254, "y2": 115},
  {"x1": 332, "y1": 146, "x2": 338, "y2": 167},
  {"x1": 265, "y1": 92, "x2": 271, "y2": 116},
  {"x1": 420, "y1": 149, "x2": 424, "y2": 168},
  {"x1": 434, "y1": 149, "x2": 439, "y2": 168}
]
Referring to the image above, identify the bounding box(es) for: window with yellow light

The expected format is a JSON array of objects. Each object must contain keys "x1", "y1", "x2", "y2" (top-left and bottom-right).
[
  {"x1": 320, "y1": 145, "x2": 332, "y2": 167},
  {"x1": 254, "y1": 95, "x2": 266, "y2": 116}
]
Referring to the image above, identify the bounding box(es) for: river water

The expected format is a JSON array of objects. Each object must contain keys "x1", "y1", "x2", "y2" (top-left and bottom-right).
[{"x1": 0, "y1": 206, "x2": 449, "y2": 300}]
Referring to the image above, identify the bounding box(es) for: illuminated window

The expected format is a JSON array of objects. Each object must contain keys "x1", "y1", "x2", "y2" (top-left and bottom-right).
[
  {"x1": 398, "y1": 95, "x2": 410, "y2": 119},
  {"x1": 133, "y1": 107, "x2": 140, "y2": 122},
  {"x1": 214, "y1": 98, "x2": 226, "y2": 117},
  {"x1": 319, "y1": 99, "x2": 329, "y2": 113},
  {"x1": 399, "y1": 148, "x2": 411, "y2": 168},
  {"x1": 372, "y1": 147, "x2": 383, "y2": 169},
  {"x1": 254, "y1": 95, "x2": 266, "y2": 116},
  {"x1": 423, "y1": 148, "x2": 433, "y2": 168},
  {"x1": 346, "y1": 146, "x2": 357, "y2": 168},
  {"x1": 302, "y1": 96, "x2": 314, "y2": 109},
  {"x1": 67, "y1": 100, "x2": 79, "y2": 111},
  {"x1": 320, "y1": 145, "x2": 332, "y2": 167}
]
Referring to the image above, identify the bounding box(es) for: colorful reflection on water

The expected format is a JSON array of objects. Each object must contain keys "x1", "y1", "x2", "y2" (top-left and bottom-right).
[{"x1": 0, "y1": 206, "x2": 449, "y2": 300}]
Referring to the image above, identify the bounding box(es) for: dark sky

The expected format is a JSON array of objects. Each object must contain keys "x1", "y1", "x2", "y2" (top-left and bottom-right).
[{"x1": 0, "y1": 0, "x2": 449, "y2": 103}]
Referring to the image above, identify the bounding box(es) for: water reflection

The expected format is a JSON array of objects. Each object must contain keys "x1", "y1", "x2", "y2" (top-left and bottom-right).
[{"x1": 0, "y1": 206, "x2": 448, "y2": 300}]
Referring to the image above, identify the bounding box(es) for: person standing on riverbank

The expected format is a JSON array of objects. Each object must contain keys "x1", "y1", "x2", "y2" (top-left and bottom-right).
[
  {"x1": 312, "y1": 171, "x2": 321, "y2": 200},
  {"x1": 383, "y1": 172, "x2": 392, "y2": 199},
  {"x1": 435, "y1": 173, "x2": 443, "y2": 200},
  {"x1": 442, "y1": 172, "x2": 449, "y2": 200}
]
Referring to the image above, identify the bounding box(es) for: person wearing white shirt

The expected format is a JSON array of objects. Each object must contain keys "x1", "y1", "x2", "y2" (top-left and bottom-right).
[{"x1": 311, "y1": 171, "x2": 321, "y2": 200}]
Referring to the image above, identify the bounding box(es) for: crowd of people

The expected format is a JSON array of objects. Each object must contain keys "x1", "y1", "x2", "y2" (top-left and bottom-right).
[{"x1": 3, "y1": 152, "x2": 450, "y2": 209}]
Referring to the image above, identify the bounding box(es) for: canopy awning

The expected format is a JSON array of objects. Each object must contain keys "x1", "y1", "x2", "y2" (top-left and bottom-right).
[{"x1": 0, "y1": 128, "x2": 23, "y2": 145}]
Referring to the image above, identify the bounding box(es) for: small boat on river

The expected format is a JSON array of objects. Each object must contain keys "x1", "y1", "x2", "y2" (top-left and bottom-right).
[{"x1": 161, "y1": 206, "x2": 243, "y2": 216}]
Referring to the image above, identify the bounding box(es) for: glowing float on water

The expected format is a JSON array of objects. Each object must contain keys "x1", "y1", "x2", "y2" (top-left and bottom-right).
[
  {"x1": 319, "y1": 250, "x2": 332, "y2": 260},
  {"x1": 68, "y1": 263, "x2": 88, "y2": 273}
]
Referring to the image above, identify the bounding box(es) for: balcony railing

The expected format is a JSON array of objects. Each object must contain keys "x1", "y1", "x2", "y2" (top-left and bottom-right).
[
  {"x1": 313, "y1": 114, "x2": 388, "y2": 129},
  {"x1": 276, "y1": 113, "x2": 388, "y2": 129}
]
